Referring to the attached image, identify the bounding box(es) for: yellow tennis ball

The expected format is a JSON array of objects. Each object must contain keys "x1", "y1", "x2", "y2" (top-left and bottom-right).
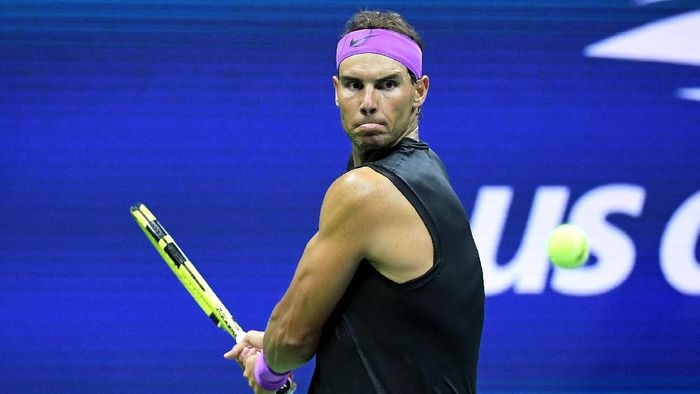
[{"x1": 547, "y1": 224, "x2": 589, "y2": 269}]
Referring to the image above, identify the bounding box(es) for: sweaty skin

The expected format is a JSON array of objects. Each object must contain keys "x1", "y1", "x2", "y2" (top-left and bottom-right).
[{"x1": 225, "y1": 52, "x2": 431, "y2": 389}]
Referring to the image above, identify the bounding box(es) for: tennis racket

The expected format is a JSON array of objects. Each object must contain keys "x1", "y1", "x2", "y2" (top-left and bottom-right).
[{"x1": 130, "y1": 203, "x2": 295, "y2": 393}]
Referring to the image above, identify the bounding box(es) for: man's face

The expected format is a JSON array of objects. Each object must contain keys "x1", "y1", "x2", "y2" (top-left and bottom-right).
[{"x1": 333, "y1": 53, "x2": 428, "y2": 152}]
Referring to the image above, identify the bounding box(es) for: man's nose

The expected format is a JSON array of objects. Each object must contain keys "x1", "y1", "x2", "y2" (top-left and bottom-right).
[{"x1": 360, "y1": 86, "x2": 377, "y2": 115}]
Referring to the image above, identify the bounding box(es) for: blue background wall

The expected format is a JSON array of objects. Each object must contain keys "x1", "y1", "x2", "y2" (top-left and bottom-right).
[{"x1": 1, "y1": 1, "x2": 699, "y2": 392}]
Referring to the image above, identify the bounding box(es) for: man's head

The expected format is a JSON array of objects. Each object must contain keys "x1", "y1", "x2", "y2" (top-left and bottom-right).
[
  {"x1": 333, "y1": 11, "x2": 429, "y2": 158},
  {"x1": 339, "y1": 11, "x2": 424, "y2": 82}
]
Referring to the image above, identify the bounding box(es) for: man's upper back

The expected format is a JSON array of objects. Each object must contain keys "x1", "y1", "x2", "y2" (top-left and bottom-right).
[{"x1": 310, "y1": 138, "x2": 484, "y2": 393}]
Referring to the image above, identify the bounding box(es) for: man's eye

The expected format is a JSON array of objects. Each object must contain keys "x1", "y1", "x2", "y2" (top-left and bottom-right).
[
  {"x1": 381, "y1": 80, "x2": 397, "y2": 90},
  {"x1": 347, "y1": 81, "x2": 362, "y2": 90}
]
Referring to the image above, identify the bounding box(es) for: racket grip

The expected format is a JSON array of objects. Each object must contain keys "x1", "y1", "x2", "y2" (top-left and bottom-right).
[
  {"x1": 233, "y1": 329, "x2": 247, "y2": 344},
  {"x1": 276, "y1": 377, "x2": 296, "y2": 393},
  {"x1": 234, "y1": 332, "x2": 295, "y2": 393}
]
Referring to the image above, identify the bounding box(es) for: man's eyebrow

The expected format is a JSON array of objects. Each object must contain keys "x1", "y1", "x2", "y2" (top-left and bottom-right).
[
  {"x1": 339, "y1": 72, "x2": 403, "y2": 83},
  {"x1": 339, "y1": 75, "x2": 360, "y2": 83},
  {"x1": 376, "y1": 73, "x2": 402, "y2": 82}
]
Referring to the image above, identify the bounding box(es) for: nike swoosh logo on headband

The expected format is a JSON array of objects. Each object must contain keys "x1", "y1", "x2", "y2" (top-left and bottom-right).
[{"x1": 349, "y1": 34, "x2": 379, "y2": 47}]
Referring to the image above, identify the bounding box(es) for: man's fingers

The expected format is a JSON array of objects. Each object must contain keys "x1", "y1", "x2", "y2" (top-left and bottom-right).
[
  {"x1": 223, "y1": 346, "x2": 237, "y2": 360},
  {"x1": 224, "y1": 340, "x2": 255, "y2": 360},
  {"x1": 243, "y1": 330, "x2": 265, "y2": 348},
  {"x1": 224, "y1": 330, "x2": 264, "y2": 362},
  {"x1": 240, "y1": 346, "x2": 256, "y2": 361}
]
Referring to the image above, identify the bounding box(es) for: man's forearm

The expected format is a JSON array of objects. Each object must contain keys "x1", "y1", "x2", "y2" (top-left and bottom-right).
[{"x1": 262, "y1": 307, "x2": 319, "y2": 372}]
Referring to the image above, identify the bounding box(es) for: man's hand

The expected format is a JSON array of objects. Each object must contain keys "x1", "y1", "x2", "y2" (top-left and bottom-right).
[
  {"x1": 223, "y1": 330, "x2": 275, "y2": 393},
  {"x1": 241, "y1": 350, "x2": 275, "y2": 394},
  {"x1": 223, "y1": 330, "x2": 265, "y2": 366}
]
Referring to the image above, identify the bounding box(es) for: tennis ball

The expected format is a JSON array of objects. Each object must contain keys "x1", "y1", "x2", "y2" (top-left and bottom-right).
[{"x1": 547, "y1": 224, "x2": 589, "y2": 269}]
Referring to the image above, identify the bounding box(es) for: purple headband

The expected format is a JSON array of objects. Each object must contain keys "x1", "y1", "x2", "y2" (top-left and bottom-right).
[{"x1": 336, "y1": 28, "x2": 422, "y2": 77}]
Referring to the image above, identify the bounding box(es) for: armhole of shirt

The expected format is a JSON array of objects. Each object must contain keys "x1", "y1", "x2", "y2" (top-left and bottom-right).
[{"x1": 361, "y1": 163, "x2": 443, "y2": 290}]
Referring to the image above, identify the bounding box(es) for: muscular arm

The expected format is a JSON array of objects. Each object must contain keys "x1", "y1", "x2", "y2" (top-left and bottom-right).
[
  {"x1": 260, "y1": 165, "x2": 433, "y2": 373},
  {"x1": 261, "y1": 168, "x2": 378, "y2": 372}
]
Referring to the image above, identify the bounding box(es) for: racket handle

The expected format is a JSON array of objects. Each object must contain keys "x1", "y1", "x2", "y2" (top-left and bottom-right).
[
  {"x1": 276, "y1": 377, "x2": 296, "y2": 393},
  {"x1": 233, "y1": 329, "x2": 247, "y2": 344},
  {"x1": 234, "y1": 333, "x2": 296, "y2": 393}
]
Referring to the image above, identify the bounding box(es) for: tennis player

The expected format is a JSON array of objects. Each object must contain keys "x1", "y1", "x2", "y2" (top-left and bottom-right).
[{"x1": 225, "y1": 10, "x2": 484, "y2": 393}]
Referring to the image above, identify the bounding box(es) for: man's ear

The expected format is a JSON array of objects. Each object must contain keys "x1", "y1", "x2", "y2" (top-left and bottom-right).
[
  {"x1": 414, "y1": 75, "x2": 429, "y2": 108},
  {"x1": 332, "y1": 75, "x2": 340, "y2": 107}
]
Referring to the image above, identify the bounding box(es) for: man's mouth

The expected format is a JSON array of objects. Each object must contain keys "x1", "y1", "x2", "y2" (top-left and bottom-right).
[{"x1": 356, "y1": 122, "x2": 384, "y2": 132}]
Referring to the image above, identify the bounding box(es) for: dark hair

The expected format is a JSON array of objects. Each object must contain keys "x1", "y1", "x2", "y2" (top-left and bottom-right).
[
  {"x1": 340, "y1": 10, "x2": 423, "y2": 82},
  {"x1": 340, "y1": 10, "x2": 423, "y2": 49}
]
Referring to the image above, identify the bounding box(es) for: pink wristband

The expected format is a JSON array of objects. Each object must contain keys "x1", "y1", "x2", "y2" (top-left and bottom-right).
[{"x1": 254, "y1": 352, "x2": 290, "y2": 391}]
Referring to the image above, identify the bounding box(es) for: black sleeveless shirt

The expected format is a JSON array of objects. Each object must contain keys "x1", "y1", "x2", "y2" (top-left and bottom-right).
[{"x1": 308, "y1": 138, "x2": 484, "y2": 393}]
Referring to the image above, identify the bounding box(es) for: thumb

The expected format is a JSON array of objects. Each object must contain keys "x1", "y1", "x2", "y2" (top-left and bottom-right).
[
  {"x1": 243, "y1": 330, "x2": 265, "y2": 348},
  {"x1": 223, "y1": 346, "x2": 237, "y2": 359}
]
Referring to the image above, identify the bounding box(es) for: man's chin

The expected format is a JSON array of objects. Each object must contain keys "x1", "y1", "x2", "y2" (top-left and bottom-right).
[{"x1": 352, "y1": 136, "x2": 387, "y2": 151}]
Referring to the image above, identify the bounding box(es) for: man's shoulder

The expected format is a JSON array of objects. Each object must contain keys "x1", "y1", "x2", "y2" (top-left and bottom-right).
[
  {"x1": 321, "y1": 167, "x2": 401, "y2": 219},
  {"x1": 329, "y1": 167, "x2": 391, "y2": 201},
  {"x1": 317, "y1": 167, "x2": 401, "y2": 241}
]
